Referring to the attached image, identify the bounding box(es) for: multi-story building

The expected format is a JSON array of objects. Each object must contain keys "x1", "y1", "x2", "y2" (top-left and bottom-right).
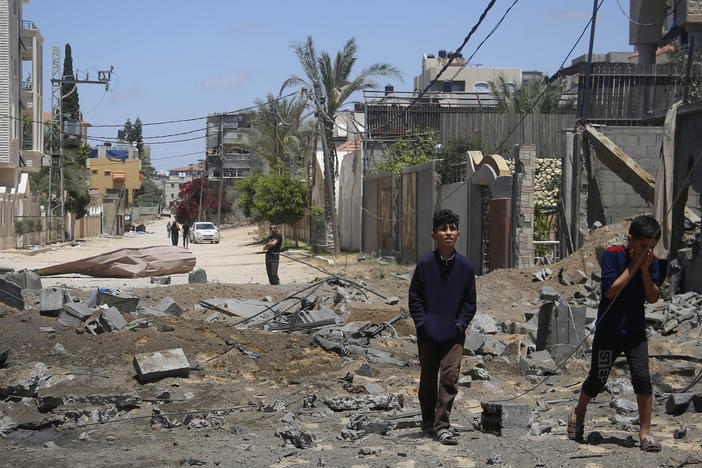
[
  {"x1": 0, "y1": 0, "x2": 44, "y2": 191},
  {"x1": 86, "y1": 143, "x2": 141, "y2": 204},
  {"x1": 160, "y1": 164, "x2": 202, "y2": 204},
  {"x1": 205, "y1": 113, "x2": 261, "y2": 181}
]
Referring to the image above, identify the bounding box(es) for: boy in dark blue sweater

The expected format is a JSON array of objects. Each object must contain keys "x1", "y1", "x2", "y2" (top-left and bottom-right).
[
  {"x1": 409, "y1": 209, "x2": 477, "y2": 445},
  {"x1": 568, "y1": 215, "x2": 662, "y2": 452}
]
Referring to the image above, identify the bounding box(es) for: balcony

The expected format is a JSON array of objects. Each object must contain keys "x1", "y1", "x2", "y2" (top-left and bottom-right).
[
  {"x1": 21, "y1": 20, "x2": 38, "y2": 31},
  {"x1": 21, "y1": 81, "x2": 32, "y2": 92}
]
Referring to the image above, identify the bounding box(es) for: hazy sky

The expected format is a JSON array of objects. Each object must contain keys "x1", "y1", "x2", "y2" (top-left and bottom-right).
[{"x1": 23, "y1": 0, "x2": 632, "y2": 170}]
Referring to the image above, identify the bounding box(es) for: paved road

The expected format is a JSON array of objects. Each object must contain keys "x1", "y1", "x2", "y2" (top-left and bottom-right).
[{"x1": 0, "y1": 221, "x2": 320, "y2": 289}]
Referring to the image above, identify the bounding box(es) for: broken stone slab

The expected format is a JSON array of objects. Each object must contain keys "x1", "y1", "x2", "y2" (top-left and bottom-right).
[
  {"x1": 37, "y1": 393, "x2": 141, "y2": 413},
  {"x1": 502, "y1": 340, "x2": 527, "y2": 358},
  {"x1": 96, "y1": 290, "x2": 139, "y2": 314},
  {"x1": 539, "y1": 286, "x2": 561, "y2": 302},
  {"x1": 481, "y1": 337, "x2": 507, "y2": 357},
  {"x1": 133, "y1": 348, "x2": 190, "y2": 383},
  {"x1": 481, "y1": 401, "x2": 531, "y2": 436},
  {"x1": 0, "y1": 362, "x2": 71, "y2": 398},
  {"x1": 557, "y1": 269, "x2": 573, "y2": 286},
  {"x1": 605, "y1": 378, "x2": 634, "y2": 395},
  {"x1": 609, "y1": 414, "x2": 639, "y2": 431},
  {"x1": 300, "y1": 295, "x2": 318, "y2": 310},
  {"x1": 334, "y1": 287, "x2": 350, "y2": 304},
  {"x1": 458, "y1": 376, "x2": 472, "y2": 387},
  {"x1": 154, "y1": 297, "x2": 184, "y2": 317},
  {"x1": 40, "y1": 287, "x2": 70, "y2": 316},
  {"x1": 610, "y1": 398, "x2": 638, "y2": 414},
  {"x1": 383, "y1": 296, "x2": 399, "y2": 305},
  {"x1": 532, "y1": 268, "x2": 553, "y2": 282},
  {"x1": 464, "y1": 332, "x2": 485, "y2": 355},
  {"x1": 275, "y1": 425, "x2": 317, "y2": 449},
  {"x1": 150, "y1": 276, "x2": 171, "y2": 285},
  {"x1": 470, "y1": 312, "x2": 499, "y2": 334},
  {"x1": 188, "y1": 268, "x2": 207, "y2": 284},
  {"x1": 3, "y1": 270, "x2": 42, "y2": 291},
  {"x1": 665, "y1": 393, "x2": 696, "y2": 415},
  {"x1": 323, "y1": 394, "x2": 404, "y2": 412},
  {"x1": 363, "y1": 348, "x2": 405, "y2": 366},
  {"x1": 344, "y1": 413, "x2": 390, "y2": 436},
  {"x1": 467, "y1": 367, "x2": 490, "y2": 381},
  {"x1": 58, "y1": 302, "x2": 94, "y2": 326},
  {"x1": 536, "y1": 300, "x2": 585, "y2": 353},
  {"x1": 518, "y1": 356, "x2": 558, "y2": 376},
  {"x1": 151, "y1": 407, "x2": 181, "y2": 428},
  {"x1": 0, "y1": 277, "x2": 25, "y2": 310},
  {"x1": 98, "y1": 307, "x2": 128, "y2": 332}
]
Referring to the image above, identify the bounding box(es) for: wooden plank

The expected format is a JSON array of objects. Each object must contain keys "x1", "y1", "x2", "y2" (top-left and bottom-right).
[{"x1": 402, "y1": 172, "x2": 416, "y2": 258}]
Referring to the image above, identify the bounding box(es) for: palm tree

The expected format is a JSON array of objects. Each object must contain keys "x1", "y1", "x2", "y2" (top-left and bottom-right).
[
  {"x1": 282, "y1": 36, "x2": 401, "y2": 253},
  {"x1": 489, "y1": 76, "x2": 574, "y2": 114}
]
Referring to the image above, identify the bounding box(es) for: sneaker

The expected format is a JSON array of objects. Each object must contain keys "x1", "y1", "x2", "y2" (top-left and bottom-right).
[{"x1": 437, "y1": 428, "x2": 458, "y2": 445}]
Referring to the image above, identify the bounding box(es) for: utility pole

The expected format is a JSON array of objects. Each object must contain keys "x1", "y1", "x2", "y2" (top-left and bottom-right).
[
  {"x1": 198, "y1": 157, "x2": 207, "y2": 222},
  {"x1": 217, "y1": 113, "x2": 224, "y2": 227},
  {"x1": 311, "y1": 81, "x2": 340, "y2": 254},
  {"x1": 49, "y1": 45, "x2": 113, "y2": 241},
  {"x1": 580, "y1": 0, "x2": 599, "y2": 122}
]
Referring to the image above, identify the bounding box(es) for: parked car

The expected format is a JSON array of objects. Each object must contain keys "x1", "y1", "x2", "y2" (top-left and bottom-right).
[
  {"x1": 190, "y1": 222, "x2": 220, "y2": 244},
  {"x1": 160, "y1": 209, "x2": 171, "y2": 217}
]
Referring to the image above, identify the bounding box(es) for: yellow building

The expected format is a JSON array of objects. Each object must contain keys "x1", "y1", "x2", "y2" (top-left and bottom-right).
[{"x1": 87, "y1": 144, "x2": 142, "y2": 204}]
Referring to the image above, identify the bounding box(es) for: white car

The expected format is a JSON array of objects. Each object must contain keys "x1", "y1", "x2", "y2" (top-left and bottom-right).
[
  {"x1": 160, "y1": 209, "x2": 171, "y2": 217},
  {"x1": 190, "y1": 222, "x2": 220, "y2": 244}
]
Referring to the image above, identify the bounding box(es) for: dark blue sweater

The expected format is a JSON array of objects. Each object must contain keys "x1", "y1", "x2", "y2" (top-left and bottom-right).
[{"x1": 408, "y1": 249, "x2": 477, "y2": 343}]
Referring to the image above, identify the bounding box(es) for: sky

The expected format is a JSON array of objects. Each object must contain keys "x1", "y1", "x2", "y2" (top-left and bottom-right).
[{"x1": 22, "y1": 0, "x2": 633, "y2": 171}]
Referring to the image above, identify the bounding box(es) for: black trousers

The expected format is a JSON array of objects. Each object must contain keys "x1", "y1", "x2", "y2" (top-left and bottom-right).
[
  {"x1": 266, "y1": 253, "x2": 279, "y2": 285},
  {"x1": 582, "y1": 332, "x2": 652, "y2": 397},
  {"x1": 171, "y1": 233, "x2": 179, "y2": 246}
]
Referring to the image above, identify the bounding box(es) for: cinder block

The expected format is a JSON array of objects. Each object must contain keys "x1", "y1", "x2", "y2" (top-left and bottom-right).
[
  {"x1": 58, "y1": 302, "x2": 93, "y2": 326},
  {"x1": 133, "y1": 348, "x2": 190, "y2": 383},
  {"x1": 3, "y1": 270, "x2": 41, "y2": 290},
  {"x1": 155, "y1": 297, "x2": 183, "y2": 317},
  {"x1": 150, "y1": 276, "x2": 171, "y2": 285},
  {"x1": 481, "y1": 401, "x2": 531, "y2": 436},
  {"x1": 98, "y1": 307, "x2": 127, "y2": 332},
  {"x1": 40, "y1": 287, "x2": 68, "y2": 316},
  {"x1": 536, "y1": 299, "x2": 585, "y2": 353}
]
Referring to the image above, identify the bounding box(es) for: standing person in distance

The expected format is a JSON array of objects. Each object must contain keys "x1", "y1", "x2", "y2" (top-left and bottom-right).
[
  {"x1": 170, "y1": 221, "x2": 180, "y2": 247},
  {"x1": 568, "y1": 215, "x2": 662, "y2": 452},
  {"x1": 408, "y1": 209, "x2": 477, "y2": 445},
  {"x1": 167, "y1": 221, "x2": 171, "y2": 239},
  {"x1": 263, "y1": 224, "x2": 282, "y2": 285},
  {"x1": 182, "y1": 221, "x2": 190, "y2": 249}
]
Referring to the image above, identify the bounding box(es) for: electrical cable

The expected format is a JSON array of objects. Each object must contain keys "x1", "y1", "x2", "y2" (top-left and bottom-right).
[{"x1": 615, "y1": 0, "x2": 683, "y2": 27}]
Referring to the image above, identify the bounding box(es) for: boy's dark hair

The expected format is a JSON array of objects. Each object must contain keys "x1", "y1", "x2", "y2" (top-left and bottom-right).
[
  {"x1": 433, "y1": 209, "x2": 459, "y2": 232},
  {"x1": 629, "y1": 215, "x2": 661, "y2": 240}
]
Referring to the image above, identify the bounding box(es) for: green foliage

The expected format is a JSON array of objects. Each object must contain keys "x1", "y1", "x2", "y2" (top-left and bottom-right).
[
  {"x1": 489, "y1": 75, "x2": 574, "y2": 114},
  {"x1": 123, "y1": 117, "x2": 154, "y2": 178},
  {"x1": 236, "y1": 174, "x2": 263, "y2": 220},
  {"x1": 14, "y1": 220, "x2": 25, "y2": 235},
  {"x1": 61, "y1": 44, "x2": 80, "y2": 121},
  {"x1": 533, "y1": 205, "x2": 551, "y2": 241},
  {"x1": 133, "y1": 178, "x2": 163, "y2": 207},
  {"x1": 372, "y1": 129, "x2": 439, "y2": 175},
  {"x1": 252, "y1": 172, "x2": 308, "y2": 225}
]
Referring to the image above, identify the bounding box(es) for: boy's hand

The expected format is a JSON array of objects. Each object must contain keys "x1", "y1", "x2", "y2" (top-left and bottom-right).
[{"x1": 641, "y1": 248, "x2": 654, "y2": 270}]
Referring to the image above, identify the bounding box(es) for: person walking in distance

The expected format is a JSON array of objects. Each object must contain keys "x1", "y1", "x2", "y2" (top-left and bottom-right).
[
  {"x1": 568, "y1": 215, "x2": 662, "y2": 452},
  {"x1": 170, "y1": 221, "x2": 180, "y2": 247},
  {"x1": 262, "y1": 224, "x2": 282, "y2": 285},
  {"x1": 182, "y1": 221, "x2": 190, "y2": 248},
  {"x1": 408, "y1": 209, "x2": 477, "y2": 445},
  {"x1": 167, "y1": 221, "x2": 171, "y2": 239}
]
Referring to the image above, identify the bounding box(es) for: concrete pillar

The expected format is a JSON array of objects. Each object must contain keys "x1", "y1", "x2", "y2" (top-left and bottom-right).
[
  {"x1": 511, "y1": 144, "x2": 536, "y2": 268},
  {"x1": 637, "y1": 44, "x2": 657, "y2": 65}
]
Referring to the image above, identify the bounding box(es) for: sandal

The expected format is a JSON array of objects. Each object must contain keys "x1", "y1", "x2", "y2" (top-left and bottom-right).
[
  {"x1": 640, "y1": 435, "x2": 661, "y2": 452},
  {"x1": 567, "y1": 412, "x2": 584, "y2": 441},
  {"x1": 437, "y1": 428, "x2": 458, "y2": 446}
]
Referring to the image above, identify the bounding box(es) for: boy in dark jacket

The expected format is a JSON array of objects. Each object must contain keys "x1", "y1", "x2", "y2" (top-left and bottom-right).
[
  {"x1": 568, "y1": 215, "x2": 662, "y2": 452},
  {"x1": 409, "y1": 209, "x2": 477, "y2": 445}
]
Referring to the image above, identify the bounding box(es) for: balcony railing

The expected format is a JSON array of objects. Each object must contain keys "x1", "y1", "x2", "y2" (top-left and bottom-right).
[
  {"x1": 21, "y1": 81, "x2": 32, "y2": 92},
  {"x1": 21, "y1": 20, "x2": 37, "y2": 30}
]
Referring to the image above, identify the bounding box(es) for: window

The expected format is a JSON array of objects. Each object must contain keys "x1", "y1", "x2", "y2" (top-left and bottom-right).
[
  {"x1": 507, "y1": 83, "x2": 516, "y2": 92},
  {"x1": 170, "y1": 183, "x2": 175, "y2": 188},
  {"x1": 91, "y1": 170, "x2": 98, "y2": 175},
  {"x1": 104, "y1": 171, "x2": 111, "y2": 176},
  {"x1": 473, "y1": 82, "x2": 490, "y2": 93},
  {"x1": 170, "y1": 193, "x2": 175, "y2": 199}
]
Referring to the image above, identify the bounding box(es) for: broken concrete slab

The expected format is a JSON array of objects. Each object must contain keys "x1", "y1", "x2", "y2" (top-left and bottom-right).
[
  {"x1": 188, "y1": 268, "x2": 207, "y2": 284},
  {"x1": 155, "y1": 297, "x2": 184, "y2": 317},
  {"x1": 58, "y1": 302, "x2": 94, "y2": 326},
  {"x1": 539, "y1": 287, "x2": 560, "y2": 302},
  {"x1": 536, "y1": 300, "x2": 585, "y2": 356},
  {"x1": 150, "y1": 276, "x2": 171, "y2": 285},
  {"x1": 40, "y1": 287, "x2": 69, "y2": 316},
  {"x1": 133, "y1": 348, "x2": 190, "y2": 383},
  {"x1": 532, "y1": 268, "x2": 553, "y2": 282},
  {"x1": 464, "y1": 332, "x2": 485, "y2": 355},
  {"x1": 98, "y1": 307, "x2": 128, "y2": 332},
  {"x1": 383, "y1": 296, "x2": 399, "y2": 305},
  {"x1": 481, "y1": 401, "x2": 531, "y2": 436},
  {"x1": 323, "y1": 394, "x2": 404, "y2": 412},
  {"x1": 275, "y1": 425, "x2": 317, "y2": 449},
  {"x1": 481, "y1": 337, "x2": 507, "y2": 357},
  {"x1": 470, "y1": 312, "x2": 499, "y2": 334},
  {"x1": 3, "y1": 270, "x2": 42, "y2": 291},
  {"x1": 96, "y1": 290, "x2": 139, "y2": 314},
  {"x1": 0, "y1": 277, "x2": 25, "y2": 310},
  {"x1": 610, "y1": 398, "x2": 638, "y2": 414},
  {"x1": 0, "y1": 362, "x2": 70, "y2": 398},
  {"x1": 665, "y1": 393, "x2": 696, "y2": 415}
]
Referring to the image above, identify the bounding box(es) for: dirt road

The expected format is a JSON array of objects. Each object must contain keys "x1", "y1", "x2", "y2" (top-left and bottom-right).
[{"x1": 0, "y1": 222, "x2": 322, "y2": 289}]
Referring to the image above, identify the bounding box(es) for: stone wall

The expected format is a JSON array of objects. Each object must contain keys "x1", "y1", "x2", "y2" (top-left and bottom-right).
[{"x1": 507, "y1": 157, "x2": 561, "y2": 208}]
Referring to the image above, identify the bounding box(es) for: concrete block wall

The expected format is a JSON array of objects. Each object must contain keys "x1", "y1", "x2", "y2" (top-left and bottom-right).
[
  {"x1": 511, "y1": 145, "x2": 535, "y2": 268},
  {"x1": 593, "y1": 126, "x2": 664, "y2": 223}
]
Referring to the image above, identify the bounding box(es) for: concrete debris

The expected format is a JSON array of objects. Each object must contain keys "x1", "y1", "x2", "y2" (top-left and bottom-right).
[
  {"x1": 355, "y1": 363, "x2": 372, "y2": 377},
  {"x1": 458, "y1": 375, "x2": 472, "y2": 387},
  {"x1": 481, "y1": 401, "x2": 531, "y2": 436},
  {"x1": 269, "y1": 307, "x2": 341, "y2": 331},
  {"x1": 674, "y1": 427, "x2": 688, "y2": 439},
  {"x1": 37, "y1": 394, "x2": 141, "y2": 413},
  {"x1": 557, "y1": 269, "x2": 573, "y2": 286},
  {"x1": 96, "y1": 290, "x2": 139, "y2": 314},
  {"x1": 486, "y1": 454, "x2": 503, "y2": 465},
  {"x1": 133, "y1": 348, "x2": 190, "y2": 383},
  {"x1": 323, "y1": 394, "x2": 404, "y2": 412},
  {"x1": 280, "y1": 411, "x2": 295, "y2": 424},
  {"x1": 341, "y1": 413, "x2": 390, "y2": 439},
  {"x1": 225, "y1": 339, "x2": 260, "y2": 359},
  {"x1": 665, "y1": 393, "x2": 700, "y2": 415},
  {"x1": 97, "y1": 307, "x2": 128, "y2": 332},
  {"x1": 539, "y1": 286, "x2": 561, "y2": 302},
  {"x1": 0, "y1": 362, "x2": 72, "y2": 398},
  {"x1": 302, "y1": 394, "x2": 317, "y2": 408},
  {"x1": 532, "y1": 268, "x2": 553, "y2": 282},
  {"x1": 610, "y1": 398, "x2": 638, "y2": 414},
  {"x1": 188, "y1": 268, "x2": 207, "y2": 284},
  {"x1": 179, "y1": 458, "x2": 206, "y2": 466},
  {"x1": 143, "y1": 297, "x2": 184, "y2": 317},
  {"x1": 275, "y1": 425, "x2": 317, "y2": 449},
  {"x1": 58, "y1": 302, "x2": 94, "y2": 326},
  {"x1": 470, "y1": 312, "x2": 499, "y2": 334},
  {"x1": 314, "y1": 327, "x2": 404, "y2": 366},
  {"x1": 150, "y1": 276, "x2": 172, "y2": 285},
  {"x1": 0, "y1": 277, "x2": 23, "y2": 310},
  {"x1": 383, "y1": 296, "x2": 399, "y2": 305},
  {"x1": 605, "y1": 378, "x2": 634, "y2": 395},
  {"x1": 535, "y1": 300, "x2": 585, "y2": 358},
  {"x1": 466, "y1": 367, "x2": 491, "y2": 381},
  {"x1": 40, "y1": 287, "x2": 69, "y2": 316},
  {"x1": 260, "y1": 400, "x2": 286, "y2": 412},
  {"x1": 609, "y1": 413, "x2": 639, "y2": 431}
]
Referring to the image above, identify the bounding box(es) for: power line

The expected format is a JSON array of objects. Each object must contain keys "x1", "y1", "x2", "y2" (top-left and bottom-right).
[
  {"x1": 614, "y1": 0, "x2": 683, "y2": 27},
  {"x1": 89, "y1": 127, "x2": 206, "y2": 141}
]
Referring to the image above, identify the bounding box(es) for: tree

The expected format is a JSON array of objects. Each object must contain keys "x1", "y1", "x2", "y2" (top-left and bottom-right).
[
  {"x1": 175, "y1": 177, "x2": 230, "y2": 224},
  {"x1": 283, "y1": 36, "x2": 400, "y2": 253},
  {"x1": 372, "y1": 129, "x2": 439, "y2": 175},
  {"x1": 489, "y1": 76, "x2": 574, "y2": 114},
  {"x1": 61, "y1": 44, "x2": 80, "y2": 121},
  {"x1": 236, "y1": 174, "x2": 263, "y2": 220}
]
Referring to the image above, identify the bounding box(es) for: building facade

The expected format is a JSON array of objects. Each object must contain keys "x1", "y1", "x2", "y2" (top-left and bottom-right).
[
  {"x1": 159, "y1": 164, "x2": 203, "y2": 205},
  {"x1": 86, "y1": 143, "x2": 141, "y2": 204},
  {"x1": 205, "y1": 113, "x2": 261, "y2": 181}
]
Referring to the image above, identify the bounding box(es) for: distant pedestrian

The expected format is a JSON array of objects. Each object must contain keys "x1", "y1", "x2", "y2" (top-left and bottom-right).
[
  {"x1": 182, "y1": 221, "x2": 190, "y2": 248},
  {"x1": 262, "y1": 224, "x2": 282, "y2": 285},
  {"x1": 568, "y1": 215, "x2": 662, "y2": 452},
  {"x1": 170, "y1": 221, "x2": 180, "y2": 247},
  {"x1": 167, "y1": 221, "x2": 171, "y2": 239},
  {"x1": 408, "y1": 209, "x2": 477, "y2": 445}
]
